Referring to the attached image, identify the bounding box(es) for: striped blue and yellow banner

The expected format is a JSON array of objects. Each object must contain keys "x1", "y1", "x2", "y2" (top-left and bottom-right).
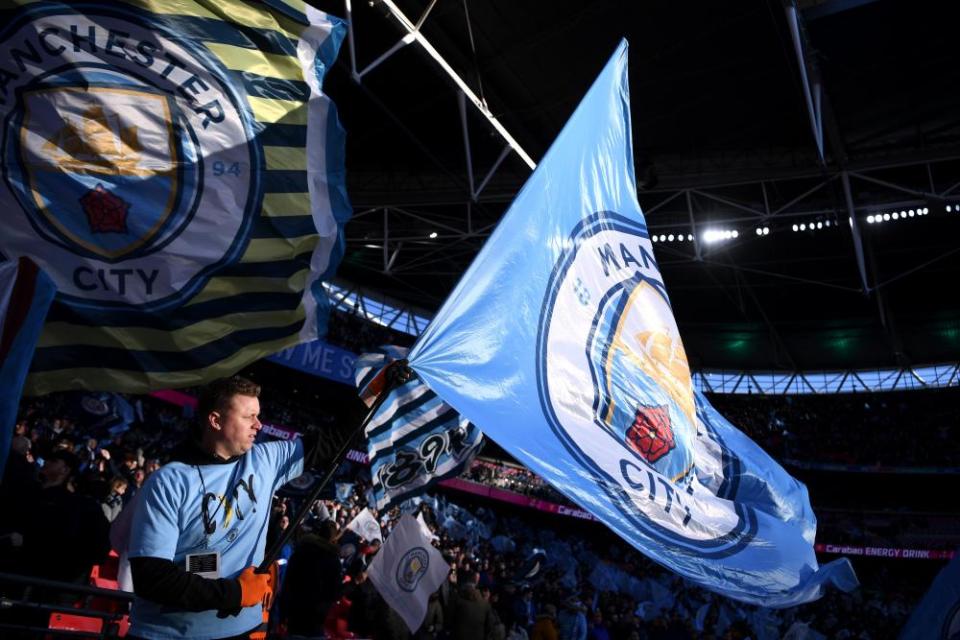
[{"x1": 0, "y1": 0, "x2": 350, "y2": 393}]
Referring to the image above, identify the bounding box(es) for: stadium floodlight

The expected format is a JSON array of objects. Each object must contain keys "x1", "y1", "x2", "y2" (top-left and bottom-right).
[
  {"x1": 892, "y1": 212, "x2": 899, "y2": 220},
  {"x1": 824, "y1": 220, "x2": 831, "y2": 227},
  {"x1": 702, "y1": 229, "x2": 729, "y2": 244},
  {"x1": 816, "y1": 222, "x2": 823, "y2": 229},
  {"x1": 731, "y1": 230, "x2": 739, "y2": 238},
  {"x1": 792, "y1": 224, "x2": 799, "y2": 231},
  {"x1": 651, "y1": 235, "x2": 658, "y2": 242},
  {"x1": 429, "y1": 231, "x2": 438, "y2": 239},
  {"x1": 668, "y1": 234, "x2": 675, "y2": 241},
  {"x1": 908, "y1": 210, "x2": 915, "y2": 217},
  {"x1": 883, "y1": 213, "x2": 891, "y2": 221},
  {"x1": 799, "y1": 223, "x2": 806, "y2": 231},
  {"x1": 687, "y1": 234, "x2": 694, "y2": 241},
  {"x1": 866, "y1": 215, "x2": 875, "y2": 224},
  {"x1": 659, "y1": 234, "x2": 667, "y2": 242},
  {"x1": 763, "y1": 227, "x2": 770, "y2": 235}
]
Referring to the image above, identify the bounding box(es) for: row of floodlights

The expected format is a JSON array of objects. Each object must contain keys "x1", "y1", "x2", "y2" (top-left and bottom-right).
[
  {"x1": 411, "y1": 206, "x2": 949, "y2": 245},
  {"x1": 651, "y1": 233, "x2": 695, "y2": 243},
  {"x1": 866, "y1": 208, "x2": 929, "y2": 223},
  {"x1": 644, "y1": 203, "x2": 957, "y2": 244},
  {"x1": 791, "y1": 220, "x2": 832, "y2": 232},
  {"x1": 651, "y1": 229, "x2": 755, "y2": 244}
]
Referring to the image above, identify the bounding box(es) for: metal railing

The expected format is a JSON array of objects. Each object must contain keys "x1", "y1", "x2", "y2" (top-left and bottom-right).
[{"x1": 0, "y1": 572, "x2": 132, "y2": 639}]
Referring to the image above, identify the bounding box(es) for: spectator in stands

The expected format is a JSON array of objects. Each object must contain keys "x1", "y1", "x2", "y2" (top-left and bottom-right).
[
  {"x1": 531, "y1": 604, "x2": 559, "y2": 640},
  {"x1": 101, "y1": 476, "x2": 128, "y2": 522},
  {"x1": 557, "y1": 598, "x2": 587, "y2": 640},
  {"x1": 513, "y1": 584, "x2": 537, "y2": 630},
  {"x1": 446, "y1": 571, "x2": 499, "y2": 640},
  {"x1": 76, "y1": 437, "x2": 100, "y2": 471},
  {"x1": 279, "y1": 519, "x2": 343, "y2": 637},
  {"x1": 417, "y1": 592, "x2": 445, "y2": 640},
  {"x1": 125, "y1": 376, "x2": 312, "y2": 640},
  {"x1": 0, "y1": 436, "x2": 38, "y2": 569},
  {"x1": 587, "y1": 611, "x2": 610, "y2": 640},
  {"x1": 17, "y1": 450, "x2": 111, "y2": 584}
]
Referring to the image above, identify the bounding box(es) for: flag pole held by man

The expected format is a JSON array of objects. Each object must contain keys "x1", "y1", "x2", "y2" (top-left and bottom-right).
[{"x1": 404, "y1": 39, "x2": 859, "y2": 607}]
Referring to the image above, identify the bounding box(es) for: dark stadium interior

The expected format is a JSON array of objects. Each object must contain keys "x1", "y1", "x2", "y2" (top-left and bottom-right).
[
  {"x1": 2, "y1": 1, "x2": 959, "y2": 638},
  {"x1": 312, "y1": 0, "x2": 960, "y2": 371}
]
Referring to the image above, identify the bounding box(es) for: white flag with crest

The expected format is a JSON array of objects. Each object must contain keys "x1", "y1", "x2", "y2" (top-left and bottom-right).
[
  {"x1": 367, "y1": 514, "x2": 450, "y2": 632},
  {"x1": 346, "y1": 508, "x2": 382, "y2": 543}
]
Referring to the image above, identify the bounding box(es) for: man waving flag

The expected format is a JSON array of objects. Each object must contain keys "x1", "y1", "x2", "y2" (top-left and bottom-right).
[
  {"x1": 0, "y1": 0, "x2": 350, "y2": 393},
  {"x1": 406, "y1": 40, "x2": 857, "y2": 607}
]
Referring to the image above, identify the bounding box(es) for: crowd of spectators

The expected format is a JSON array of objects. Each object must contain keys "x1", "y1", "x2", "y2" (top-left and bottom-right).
[
  {"x1": 0, "y1": 376, "x2": 954, "y2": 638},
  {"x1": 326, "y1": 308, "x2": 415, "y2": 355},
  {"x1": 266, "y1": 459, "x2": 932, "y2": 640},
  {"x1": 707, "y1": 387, "x2": 959, "y2": 467},
  {"x1": 462, "y1": 461, "x2": 564, "y2": 504}
]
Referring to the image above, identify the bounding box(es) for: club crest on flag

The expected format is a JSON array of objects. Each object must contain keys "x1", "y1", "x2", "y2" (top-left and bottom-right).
[
  {"x1": 536, "y1": 211, "x2": 753, "y2": 553},
  {"x1": 396, "y1": 547, "x2": 430, "y2": 592},
  {"x1": 1, "y1": 5, "x2": 260, "y2": 309}
]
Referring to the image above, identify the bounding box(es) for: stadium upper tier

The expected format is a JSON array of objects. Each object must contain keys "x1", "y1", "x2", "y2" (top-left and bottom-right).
[{"x1": 323, "y1": 282, "x2": 959, "y2": 395}]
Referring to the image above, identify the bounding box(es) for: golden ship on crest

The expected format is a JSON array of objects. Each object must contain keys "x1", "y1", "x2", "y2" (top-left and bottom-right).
[{"x1": 40, "y1": 105, "x2": 149, "y2": 177}]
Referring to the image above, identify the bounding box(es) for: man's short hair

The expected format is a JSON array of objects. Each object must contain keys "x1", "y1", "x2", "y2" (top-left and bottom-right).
[{"x1": 195, "y1": 376, "x2": 261, "y2": 433}]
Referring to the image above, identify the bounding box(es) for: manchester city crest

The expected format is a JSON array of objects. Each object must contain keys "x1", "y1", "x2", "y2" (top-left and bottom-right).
[
  {"x1": 396, "y1": 547, "x2": 430, "y2": 592},
  {"x1": 536, "y1": 211, "x2": 756, "y2": 555},
  {"x1": 0, "y1": 3, "x2": 261, "y2": 310}
]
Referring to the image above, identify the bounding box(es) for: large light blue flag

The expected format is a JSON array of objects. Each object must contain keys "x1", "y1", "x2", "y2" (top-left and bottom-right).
[
  {"x1": 900, "y1": 550, "x2": 960, "y2": 639},
  {"x1": 407, "y1": 40, "x2": 857, "y2": 607},
  {"x1": 354, "y1": 345, "x2": 483, "y2": 511}
]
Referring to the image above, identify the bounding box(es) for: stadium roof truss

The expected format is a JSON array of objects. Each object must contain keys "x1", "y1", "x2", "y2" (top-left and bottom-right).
[
  {"x1": 324, "y1": 281, "x2": 960, "y2": 395},
  {"x1": 316, "y1": 0, "x2": 960, "y2": 371}
]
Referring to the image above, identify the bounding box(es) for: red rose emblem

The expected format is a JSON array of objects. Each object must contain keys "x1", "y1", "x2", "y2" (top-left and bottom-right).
[
  {"x1": 80, "y1": 184, "x2": 129, "y2": 234},
  {"x1": 625, "y1": 404, "x2": 675, "y2": 463}
]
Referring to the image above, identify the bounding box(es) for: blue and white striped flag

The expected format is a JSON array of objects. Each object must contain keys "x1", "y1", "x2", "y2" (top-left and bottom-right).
[{"x1": 354, "y1": 345, "x2": 483, "y2": 511}]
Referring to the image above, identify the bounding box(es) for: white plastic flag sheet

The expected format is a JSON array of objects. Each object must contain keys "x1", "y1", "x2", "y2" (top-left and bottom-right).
[
  {"x1": 416, "y1": 513, "x2": 439, "y2": 541},
  {"x1": 346, "y1": 508, "x2": 382, "y2": 543},
  {"x1": 406, "y1": 39, "x2": 857, "y2": 606},
  {"x1": 367, "y1": 514, "x2": 450, "y2": 633}
]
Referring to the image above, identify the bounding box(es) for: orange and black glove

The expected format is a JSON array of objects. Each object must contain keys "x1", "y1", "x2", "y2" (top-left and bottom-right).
[
  {"x1": 218, "y1": 566, "x2": 272, "y2": 618},
  {"x1": 237, "y1": 566, "x2": 271, "y2": 607}
]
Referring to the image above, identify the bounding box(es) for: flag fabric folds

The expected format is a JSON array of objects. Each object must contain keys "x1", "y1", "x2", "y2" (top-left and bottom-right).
[
  {"x1": 899, "y1": 549, "x2": 960, "y2": 639},
  {"x1": 354, "y1": 345, "x2": 483, "y2": 511},
  {"x1": 0, "y1": 258, "x2": 56, "y2": 478},
  {"x1": 407, "y1": 40, "x2": 857, "y2": 607},
  {"x1": 0, "y1": 0, "x2": 351, "y2": 393},
  {"x1": 367, "y1": 514, "x2": 450, "y2": 633}
]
